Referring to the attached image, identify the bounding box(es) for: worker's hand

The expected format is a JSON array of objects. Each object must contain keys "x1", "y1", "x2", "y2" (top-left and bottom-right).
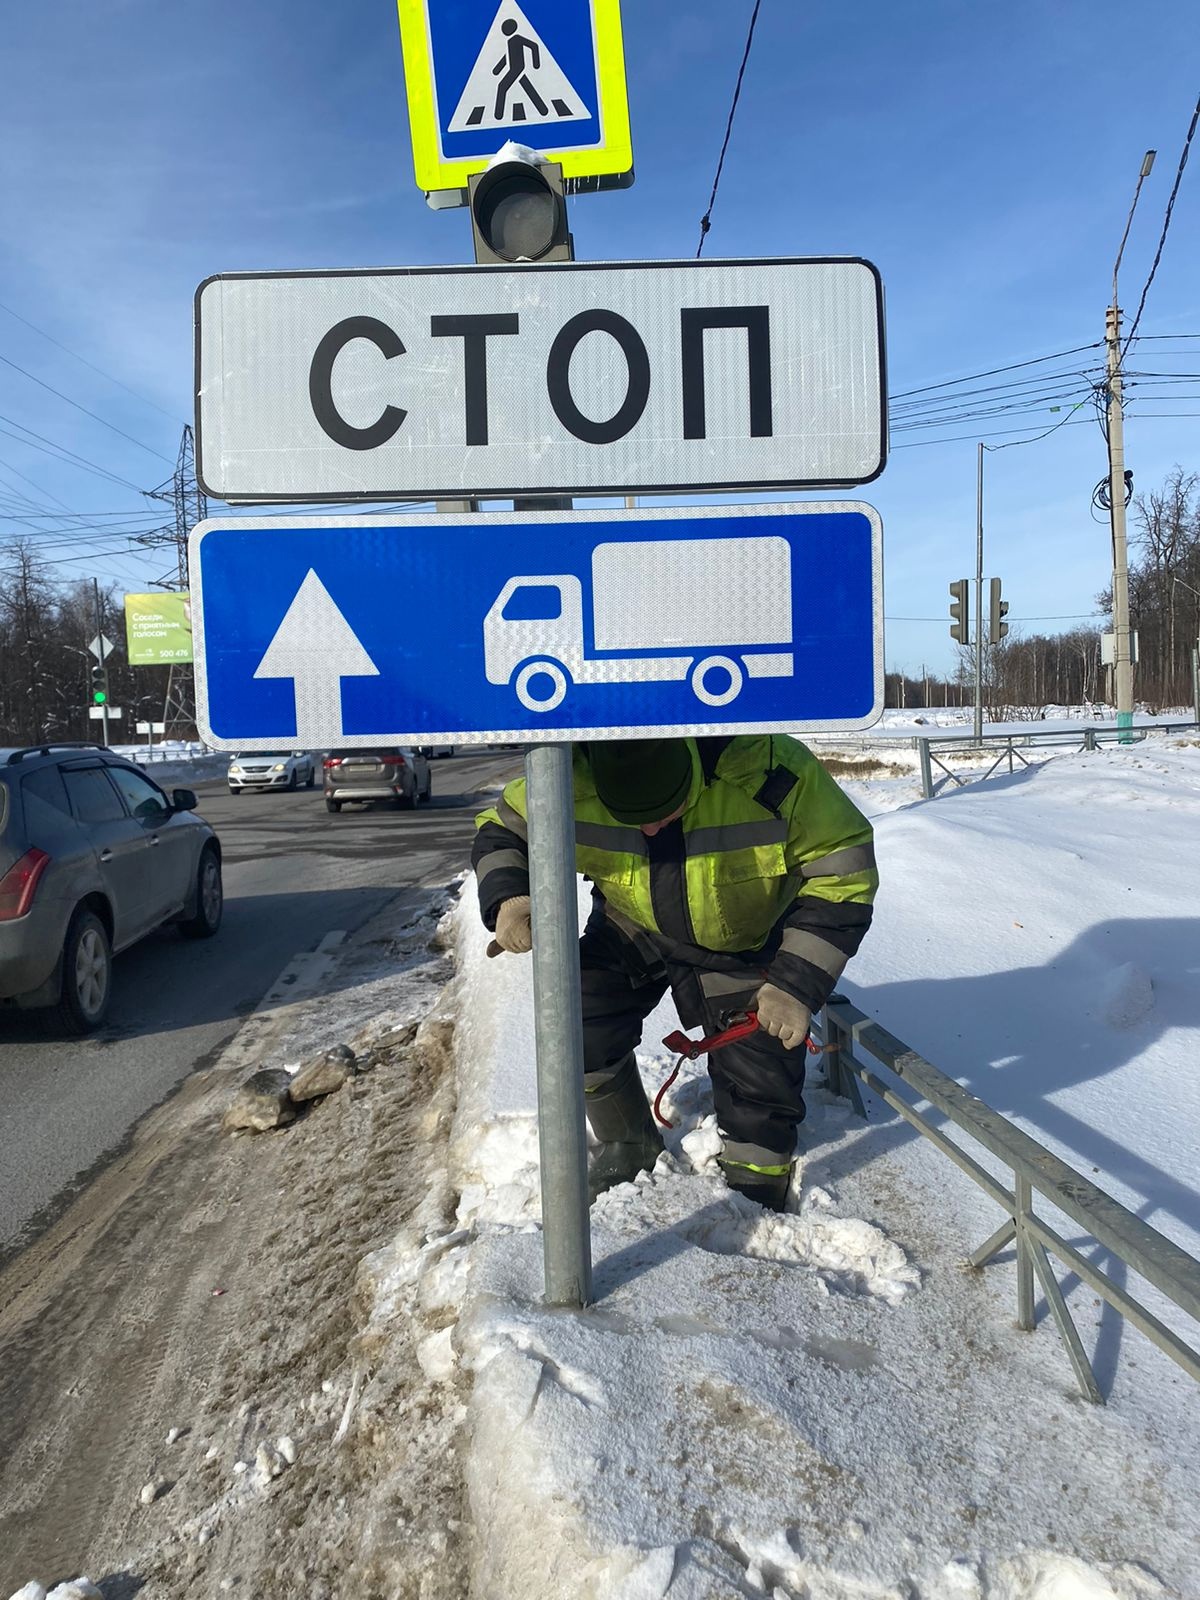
[
  {"x1": 487, "y1": 895, "x2": 533, "y2": 958},
  {"x1": 754, "y1": 983, "x2": 811, "y2": 1051}
]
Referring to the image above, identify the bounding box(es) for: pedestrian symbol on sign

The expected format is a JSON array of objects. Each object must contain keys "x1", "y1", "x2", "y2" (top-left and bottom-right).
[{"x1": 449, "y1": 0, "x2": 590, "y2": 132}]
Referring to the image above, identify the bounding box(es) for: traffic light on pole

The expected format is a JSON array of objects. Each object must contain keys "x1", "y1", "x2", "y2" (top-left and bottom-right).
[
  {"x1": 989, "y1": 577, "x2": 1009, "y2": 644},
  {"x1": 949, "y1": 579, "x2": 969, "y2": 643},
  {"x1": 91, "y1": 664, "x2": 109, "y2": 706},
  {"x1": 468, "y1": 155, "x2": 572, "y2": 265}
]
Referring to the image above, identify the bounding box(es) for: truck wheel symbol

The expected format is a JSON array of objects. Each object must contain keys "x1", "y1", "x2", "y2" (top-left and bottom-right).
[
  {"x1": 690, "y1": 655, "x2": 744, "y2": 708},
  {"x1": 515, "y1": 659, "x2": 569, "y2": 713}
]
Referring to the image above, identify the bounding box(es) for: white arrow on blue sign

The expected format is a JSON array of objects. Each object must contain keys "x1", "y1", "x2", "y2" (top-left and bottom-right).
[{"x1": 191, "y1": 503, "x2": 883, "y2": 750}]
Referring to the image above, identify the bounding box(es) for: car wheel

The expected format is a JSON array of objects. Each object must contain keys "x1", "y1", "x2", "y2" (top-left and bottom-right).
[
  {"x1": 287, "y1": 769, "x2": 298, "y2": 791},
  {"x1": 326, "y1": 798, "x2": 342, "y2": 814},
  {"x1": 306, "y1": 765, "x2": 316, "y2": 788},
  {"x1": 47, "y1": 908, "x2": 112, "y2": 1036},
  {"x1": 179, "y1": 848, "x2": 223, "y2": 940},
  {"x1": 229, "y1": 788, "x2": 240, "y2": 796},
  {"x1": 396, "y1": 783, "x2": 416, "y2": 810}
]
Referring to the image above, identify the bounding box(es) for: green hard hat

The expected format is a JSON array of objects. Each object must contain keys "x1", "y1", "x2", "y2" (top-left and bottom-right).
[{"x1": 589, "y1": 739, "x2": 693, "y2": 826}]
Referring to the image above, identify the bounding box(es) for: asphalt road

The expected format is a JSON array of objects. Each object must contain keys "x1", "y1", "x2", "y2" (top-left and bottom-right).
[{"x1": 0, "y1": 748, "x2": 517, "y2": 1258}]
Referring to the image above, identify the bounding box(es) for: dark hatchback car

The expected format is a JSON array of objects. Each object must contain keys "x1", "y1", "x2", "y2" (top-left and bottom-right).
[{"x1": 0, "y1": 744, "x2": 222, "y2": 1034}]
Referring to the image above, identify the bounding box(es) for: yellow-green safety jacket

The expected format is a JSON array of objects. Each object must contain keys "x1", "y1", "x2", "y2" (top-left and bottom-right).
[{"x1": 473, "y1": 735, "x2": 877, "y2": 1014}]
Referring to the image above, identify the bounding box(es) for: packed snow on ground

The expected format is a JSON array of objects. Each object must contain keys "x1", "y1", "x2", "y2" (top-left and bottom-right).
[{"x1": 422, "y1": 738, "x2": 1199, "y2": 1598}]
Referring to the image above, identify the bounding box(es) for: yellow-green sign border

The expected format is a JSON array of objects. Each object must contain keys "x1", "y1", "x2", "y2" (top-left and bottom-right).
[{"x1": 397, "y1": 0, "x2": 632, "y2": 195}]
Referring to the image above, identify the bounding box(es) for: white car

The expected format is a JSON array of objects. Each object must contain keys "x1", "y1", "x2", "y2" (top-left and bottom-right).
[{"x1": 227, "y1": 751, "x2": 316, "y2": 794}]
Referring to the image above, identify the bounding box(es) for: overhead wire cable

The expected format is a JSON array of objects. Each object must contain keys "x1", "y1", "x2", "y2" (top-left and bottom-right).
[
  {"x1": 889, "y1": 343, "x2": 1101, "y2": 400},
  {"x1": 0, "y1": 416, "x2": 148, "y2": 492},
  {"x1": 1122, "y1": 92, "x2": 1200, "y2": 355},
  {"x1": 0, "y1": 298, "x2": 183, "y2": 423},
  {"x1": 696, "y1": 0, "x2": 765, "y2": 256},
  {"x1": 0, "y1": 351, "x2": 175, "y2": 463}
]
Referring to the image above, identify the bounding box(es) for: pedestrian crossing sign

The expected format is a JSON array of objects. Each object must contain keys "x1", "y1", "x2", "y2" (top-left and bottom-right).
[{"x1": 397, "y1": 0, "x2": 633, "y2": 199}]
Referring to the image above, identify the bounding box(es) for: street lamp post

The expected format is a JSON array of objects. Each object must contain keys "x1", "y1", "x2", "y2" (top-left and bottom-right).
[{"x1": 1107, "y1": 149, "x2": 1156, "y2": 740}]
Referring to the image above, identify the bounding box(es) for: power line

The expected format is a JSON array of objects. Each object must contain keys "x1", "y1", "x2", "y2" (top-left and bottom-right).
[
  {"x1": 891, "y1": 417, "x2": 1098, "y2": 450},
  {"x1": 889, "y1": 343, "x2": 1101, "y2": 401},
  {"x1": 696, "y1": 0, "x2": 765, "y2": 257},
  {"x1": 0, "y1": 415, "x2": 147, "y2": 492},
  {"x1": 981, "y1": 393, "x2": 1099, "y2": 451},
  {"x1": 0, "y1": 297, "x2": 183, "y2": 424},
  {"x1": 1123, "y1": 93, "x2": 1200, "y2": 353},
  {"x1": 0, "y1": 352, "x2": 174, "y2": 463}
]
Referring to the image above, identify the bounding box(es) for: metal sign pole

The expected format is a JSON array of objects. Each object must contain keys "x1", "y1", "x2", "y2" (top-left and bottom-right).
[{"x1": 525, "y1": 742, "x2": 592, "y2": 1306}]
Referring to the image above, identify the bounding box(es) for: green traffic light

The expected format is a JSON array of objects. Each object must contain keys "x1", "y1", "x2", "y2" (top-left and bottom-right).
[{"x1": 93, "y1": 690, "x2": 108, "y2": 705}]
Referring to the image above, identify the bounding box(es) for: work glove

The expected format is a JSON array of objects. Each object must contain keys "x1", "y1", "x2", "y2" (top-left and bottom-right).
[
  {"x1": 487, "y1": 895, "x2": 532, "y2": 958},
  {"x1": 754, "y1": 983, "x2": 811, "y2": 1051}
]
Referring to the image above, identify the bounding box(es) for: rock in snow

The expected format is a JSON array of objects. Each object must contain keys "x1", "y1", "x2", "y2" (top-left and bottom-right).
[
  {"x1": 288, "y1": 1053, "x2": 352, "y2": 1103},
  {"x1": 222, "y1": 1068, "x2": 297, "y2": 1133}
]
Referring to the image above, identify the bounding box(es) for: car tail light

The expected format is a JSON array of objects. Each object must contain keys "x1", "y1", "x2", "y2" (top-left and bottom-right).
[
  {"x1": 0, "y1": 847, "x2": 51, "y2": 921},
  {"x1": 323, "y1": 757, "x2": 342, "y2": 770},
  {"x1": 382, "y1": 755, "x2": 407, "y2": 769}
]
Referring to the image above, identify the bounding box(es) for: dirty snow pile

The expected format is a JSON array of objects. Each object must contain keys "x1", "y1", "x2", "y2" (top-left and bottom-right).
[{"x1": 409, "y1": 740, "x2": 1198, "y2": 1599}]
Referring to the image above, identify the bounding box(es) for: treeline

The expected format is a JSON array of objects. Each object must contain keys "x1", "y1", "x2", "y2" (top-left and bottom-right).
[
  {"x1": 886, "y1": 625, "x2": 1107, "y2": 716},
  {"x1": 1119, "y1": 465, "x2": 1200, "y2": 710},
  {"x1": 888, "y1": 467, "x2": 1200, "y2": 718},
  {"x1": 0, "y1": 539, "x2": 176, "y2": 748}
]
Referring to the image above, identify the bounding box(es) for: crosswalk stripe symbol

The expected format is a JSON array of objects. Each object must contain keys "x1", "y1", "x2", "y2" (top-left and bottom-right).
[{"x1": 448, "y1": 0, "x2": 591, "y2": 134}]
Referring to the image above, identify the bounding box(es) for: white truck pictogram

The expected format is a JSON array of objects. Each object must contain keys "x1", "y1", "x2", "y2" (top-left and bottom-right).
[{"x1": 484, "y1": 537, "x2": 794, "y2": 713}]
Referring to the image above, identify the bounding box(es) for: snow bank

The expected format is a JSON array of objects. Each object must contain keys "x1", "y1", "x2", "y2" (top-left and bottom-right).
[{"x1": 438, "y1": 855, "x2": 1198, "y2": 1599}]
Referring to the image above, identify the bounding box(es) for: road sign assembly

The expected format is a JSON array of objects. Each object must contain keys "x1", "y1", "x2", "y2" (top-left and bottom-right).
[
  {"x1": 396, "y1": 0, "x2": 632, "y2": 199},
  {"x1": 191, "y1": 502, "x2": 883, "y2": 752},
  {"x1": 195, "y1": 259, "x2": 886, "y2": 502}
]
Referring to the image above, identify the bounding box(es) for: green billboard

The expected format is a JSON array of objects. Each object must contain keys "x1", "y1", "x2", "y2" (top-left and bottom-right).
[{"x1": 125, "y1": 592, "x2": 194, "y2": 666}]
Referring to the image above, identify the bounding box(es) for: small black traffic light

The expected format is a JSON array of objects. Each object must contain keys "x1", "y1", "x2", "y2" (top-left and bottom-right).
[
  {"x1": 949, "y1": 579, "x2": 969, "y2": 644},
  {"x1": 91, "y1": 664, "x2": 109, "y2": 706},
  {"x1": 989, "y1": 577, "x2": 1009, "y2": 644},
  {"x1": 468, "y1": 157, "x2": 572, "y2": 265}
]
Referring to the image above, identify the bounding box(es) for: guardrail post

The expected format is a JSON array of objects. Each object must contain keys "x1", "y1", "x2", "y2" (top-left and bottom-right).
[
  {"x1": 1084, "y1": 727, "x2": 1096, "y2": 753},
  {"x1": 917, "y1": 737, "x2": 933, "y2": 800},
  {"x1": 818, "y1": 997, "x2": 867, "y2": 1118},
  {"x1": 1014, "y1": 1174, "x2": 1035, "y2": 1332}
]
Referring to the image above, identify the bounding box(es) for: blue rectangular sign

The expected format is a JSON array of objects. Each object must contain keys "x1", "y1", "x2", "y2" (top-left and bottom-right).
[{"x1": 191, "y1": 504, "x2": 883, "y2": 750}]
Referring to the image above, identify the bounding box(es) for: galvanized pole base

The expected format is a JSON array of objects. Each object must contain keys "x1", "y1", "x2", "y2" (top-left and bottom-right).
[{"x1": 524, "y1": 741, "x2": 593, "y2": 1308}]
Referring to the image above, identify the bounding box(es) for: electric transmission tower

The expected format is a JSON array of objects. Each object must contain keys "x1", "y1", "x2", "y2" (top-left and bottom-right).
[{"x1": 139, "y1": 425, "x2": 208, "y2": 736}]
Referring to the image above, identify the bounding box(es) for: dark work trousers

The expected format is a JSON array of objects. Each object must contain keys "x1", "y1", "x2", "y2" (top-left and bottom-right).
[{"x1": 579, "y1": 907, "x2": 807, "y2": 1159}]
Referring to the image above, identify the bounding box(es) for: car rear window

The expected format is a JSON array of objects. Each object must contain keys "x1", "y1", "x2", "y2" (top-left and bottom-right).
[
  {"x1": 20, "y1": 766, "x2": 77, "y2": 847},
  {"x1": 62, "y1": 766, "x2": 127, "y2": 824}
]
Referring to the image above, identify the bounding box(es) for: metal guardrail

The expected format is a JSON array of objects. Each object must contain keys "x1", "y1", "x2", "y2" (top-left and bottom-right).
[
  {"x1": 815, "y1": 994, "x2": 1200, "y2": 1402},
  {"x1": 915, "y1": 721, "x2": 1200, "y2": 800}
]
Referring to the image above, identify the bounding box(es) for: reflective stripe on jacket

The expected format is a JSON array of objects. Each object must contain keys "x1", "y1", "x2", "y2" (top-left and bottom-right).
[{"x1": 473, "y1": 735, "x2": 877, "y2": 1011}]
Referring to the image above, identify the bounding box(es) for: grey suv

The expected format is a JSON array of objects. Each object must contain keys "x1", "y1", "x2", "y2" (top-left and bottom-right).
[
  {"x1": 0, "y1": 744, "x2": 223, "y2": 1034},
  {"x1": 322, "y1": 748, "x2": 431, "y2": 813}
]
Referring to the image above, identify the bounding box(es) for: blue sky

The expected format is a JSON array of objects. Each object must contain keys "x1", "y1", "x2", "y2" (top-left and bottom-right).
[{"x1": 1, "y1": 0, "x2": 1197, "y2": 675}]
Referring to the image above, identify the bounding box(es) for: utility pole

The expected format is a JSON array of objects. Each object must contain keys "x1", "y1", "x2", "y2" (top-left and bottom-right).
[
  {"x1": 974, "y1": 441, "x2": 984, "y2": 742},
  {"x1": 1107, "y1": 150, "x2": 1156, "y2": 742},
  {"x1": 1106, "y1": 303, "x2": 1135, "y2": 739}
]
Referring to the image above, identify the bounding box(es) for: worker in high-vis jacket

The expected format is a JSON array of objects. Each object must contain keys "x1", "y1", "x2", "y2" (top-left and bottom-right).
[{"x1": 472, "y1": 736, "x2": 877, "y2": 1211}]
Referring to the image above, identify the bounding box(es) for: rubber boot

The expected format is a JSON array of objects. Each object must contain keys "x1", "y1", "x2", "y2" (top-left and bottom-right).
[
  {"x1": 584, "y1": 1054, "x2": 665, "y2": 1202},
  {"x1": 718, "y1": 1156, "x2": 794, "y2": 1212}
]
